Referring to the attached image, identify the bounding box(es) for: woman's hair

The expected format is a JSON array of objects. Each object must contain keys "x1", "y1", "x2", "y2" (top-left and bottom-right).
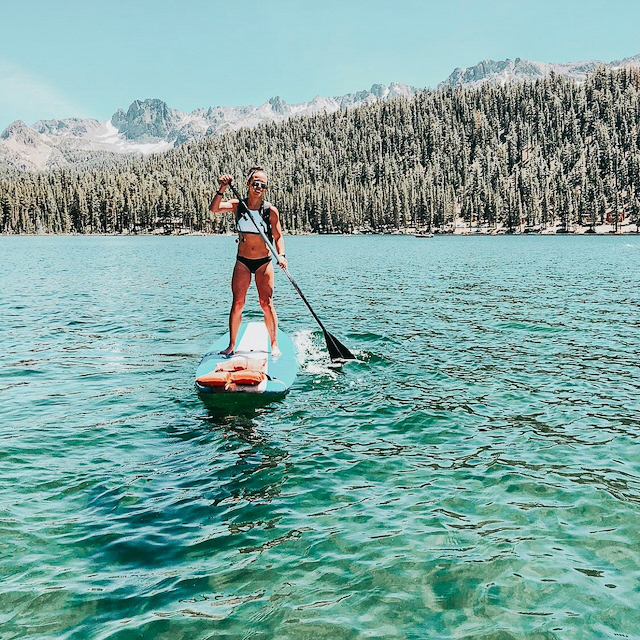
[{"x1": 247, "y1": 166, "x2": 267, "y2": 183}]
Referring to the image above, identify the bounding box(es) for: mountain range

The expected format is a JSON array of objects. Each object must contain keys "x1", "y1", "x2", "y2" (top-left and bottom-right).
[
  {"x1": 0, "y1": 84, "x2": 417, "y2": 172},
  {"x1": 2, "y1": 54, "x2": 639, "y2": 172},
  {"x1": 438, "y1": 53, "x2": 640, "y2": 88}
]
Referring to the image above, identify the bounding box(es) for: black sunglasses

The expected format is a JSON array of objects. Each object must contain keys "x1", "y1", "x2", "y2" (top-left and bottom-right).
[{"x1": 251, "y1": 180, "x2": 268, "y2": 189}]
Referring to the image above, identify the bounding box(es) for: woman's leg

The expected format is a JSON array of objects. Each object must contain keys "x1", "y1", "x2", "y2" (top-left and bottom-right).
[
  {"x1": 255, "y1": 261, "x2": 280, "y2": 356},
  {"x1": 221, "y1": 260, "x2": 251, "y2": 355}
]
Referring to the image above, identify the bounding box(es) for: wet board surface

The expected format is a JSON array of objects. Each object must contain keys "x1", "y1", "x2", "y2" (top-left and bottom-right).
[{"x1": 195, "y1": 321, "x2": 298, "y2": 397}]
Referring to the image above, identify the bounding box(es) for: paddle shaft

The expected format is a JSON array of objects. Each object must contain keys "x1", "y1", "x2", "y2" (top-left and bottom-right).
[{"x1": 226, "y1": 181, "x2": 354, "y2": 360}]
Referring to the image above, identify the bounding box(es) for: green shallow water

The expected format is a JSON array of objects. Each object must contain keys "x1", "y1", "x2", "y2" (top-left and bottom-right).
[{"x1": 1, "y1": 235, "x2": 639, "y2": 639}]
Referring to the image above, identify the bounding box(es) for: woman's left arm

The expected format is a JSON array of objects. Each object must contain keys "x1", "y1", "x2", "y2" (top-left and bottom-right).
[{"x1": 270, "y1": 207, "x2": 287, "y2": 269}]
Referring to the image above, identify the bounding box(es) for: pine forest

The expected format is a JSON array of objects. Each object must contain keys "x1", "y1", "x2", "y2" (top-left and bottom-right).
[{"x1": 2, "y1": 67, "x2": 640, "y2": 235}]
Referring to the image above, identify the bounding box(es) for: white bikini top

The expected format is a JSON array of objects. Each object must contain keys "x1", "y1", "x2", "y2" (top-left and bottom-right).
[{"x1": 237, "y1": 208, "x2": 268, "y2": 235}]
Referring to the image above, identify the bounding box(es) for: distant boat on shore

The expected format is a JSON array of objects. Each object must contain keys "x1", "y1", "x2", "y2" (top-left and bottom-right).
[{"x1": 415, "y1": 233, "x2": 434, "y2": 238}]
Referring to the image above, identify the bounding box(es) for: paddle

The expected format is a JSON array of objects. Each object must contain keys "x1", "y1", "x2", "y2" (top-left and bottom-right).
[{"x1": 226, "y1": 181, "x2": 355, "y2": 363}]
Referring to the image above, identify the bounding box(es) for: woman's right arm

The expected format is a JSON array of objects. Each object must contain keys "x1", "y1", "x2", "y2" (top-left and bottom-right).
[{"x1": 209, "y1": 174, "x2": 238, "y2": 214}]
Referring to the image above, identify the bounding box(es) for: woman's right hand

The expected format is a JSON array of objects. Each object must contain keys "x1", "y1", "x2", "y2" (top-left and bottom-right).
[{"x1": 218, "y1": 174, "x2": 233, "y2": 188}]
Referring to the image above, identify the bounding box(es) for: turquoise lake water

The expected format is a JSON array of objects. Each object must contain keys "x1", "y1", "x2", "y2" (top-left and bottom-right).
[{"x1": 2, "y1": 235, "x2": 640, "y2": 639}]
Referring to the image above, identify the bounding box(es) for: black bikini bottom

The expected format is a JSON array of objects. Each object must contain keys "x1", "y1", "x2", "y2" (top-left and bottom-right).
[{"x1": 237, "y1": 255, "x2": 271, "y2": 274}]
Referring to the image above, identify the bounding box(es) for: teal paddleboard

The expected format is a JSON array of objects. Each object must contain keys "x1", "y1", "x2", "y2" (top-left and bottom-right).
[{"x1": 195, "y1": 321, "x2": 298, "y2": 399}]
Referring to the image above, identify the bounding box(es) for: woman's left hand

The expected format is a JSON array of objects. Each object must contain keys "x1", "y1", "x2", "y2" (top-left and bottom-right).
[{"x1": 277, "y1": 255, "x2": 288, "y2": 269}]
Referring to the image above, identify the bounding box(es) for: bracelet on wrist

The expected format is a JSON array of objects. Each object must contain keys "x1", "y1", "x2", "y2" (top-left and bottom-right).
[{"x1": 215, "y1": 190, "x2": 225, "y2": 197}]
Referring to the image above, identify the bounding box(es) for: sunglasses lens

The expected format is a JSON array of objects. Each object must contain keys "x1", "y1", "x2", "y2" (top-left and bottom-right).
[{"x1": 252, "y1": 181, "x2": 267, "y2": 189}]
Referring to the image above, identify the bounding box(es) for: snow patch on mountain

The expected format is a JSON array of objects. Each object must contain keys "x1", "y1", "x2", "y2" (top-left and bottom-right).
[{"x1": 97, "y1": 120, "x2": 173, "y2": 154}]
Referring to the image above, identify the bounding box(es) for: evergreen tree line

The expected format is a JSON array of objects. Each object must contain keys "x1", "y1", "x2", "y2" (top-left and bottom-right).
[{"x1": 2, "y1": 67, "x2": 640, "y2": 234}]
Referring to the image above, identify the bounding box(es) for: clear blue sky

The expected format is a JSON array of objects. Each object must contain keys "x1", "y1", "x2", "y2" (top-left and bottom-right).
[{"x1": 1, "y1": 0, "x2": 639, "y2": 131}]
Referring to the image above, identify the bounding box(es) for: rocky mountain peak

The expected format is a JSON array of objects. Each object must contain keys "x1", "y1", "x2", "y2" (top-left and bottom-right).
[
  {"x1": 268, "y1": 96, "x2": 287, "y2": 115},
  {"x1": 111, "y1": 98, "x2": 181, "y2": 141},
  {"x1": 1, "y1": 120, "x2": 33, "y2": 140}
]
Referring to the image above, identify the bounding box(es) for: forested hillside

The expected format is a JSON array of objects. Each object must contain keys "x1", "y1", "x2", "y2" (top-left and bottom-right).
[{"x1": 2, "y1": 67, "x2": 640, "y2": 234}]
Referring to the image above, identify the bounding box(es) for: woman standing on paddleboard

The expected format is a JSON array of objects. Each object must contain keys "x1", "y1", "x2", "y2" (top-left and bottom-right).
[{"x1": 209, "y1": 167, "x2": 287, "y2": 357}]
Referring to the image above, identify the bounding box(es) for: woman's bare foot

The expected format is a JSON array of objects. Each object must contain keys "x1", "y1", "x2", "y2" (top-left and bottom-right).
[
  {"x1": 270, "y1": 344, "x2": 281, "y2": 357},
  {"x1": 219, "y1": 345, "x2": 235, "y2": 356}
]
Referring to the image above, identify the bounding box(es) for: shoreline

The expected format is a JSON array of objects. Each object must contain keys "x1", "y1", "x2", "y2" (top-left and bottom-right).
[
  {"x1": 2, "y1": 217, "x2": 640, "y2": 238},
  {"x1": 2, "y1": 226, "x2": 639, "y2": 238}
]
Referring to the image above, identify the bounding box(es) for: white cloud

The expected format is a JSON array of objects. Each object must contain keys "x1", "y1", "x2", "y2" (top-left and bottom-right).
[{"x1": 0, "y1": 60, "x2": 87, "y2": 129}]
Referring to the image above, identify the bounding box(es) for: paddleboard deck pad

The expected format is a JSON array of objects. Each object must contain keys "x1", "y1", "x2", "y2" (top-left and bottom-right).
[{"x1": 196, "y1": 322, "x2": 297, "y2": 396}]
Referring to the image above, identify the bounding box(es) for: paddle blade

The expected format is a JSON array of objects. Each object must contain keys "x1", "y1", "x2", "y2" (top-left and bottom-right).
[{"x1": 324, "y1": 330, "x2": 356, "y2": 363}]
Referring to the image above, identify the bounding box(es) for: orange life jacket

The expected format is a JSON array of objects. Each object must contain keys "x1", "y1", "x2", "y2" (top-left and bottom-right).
[{"x1": 196, "y1": 358, "x2": 267, "y2": 389}]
